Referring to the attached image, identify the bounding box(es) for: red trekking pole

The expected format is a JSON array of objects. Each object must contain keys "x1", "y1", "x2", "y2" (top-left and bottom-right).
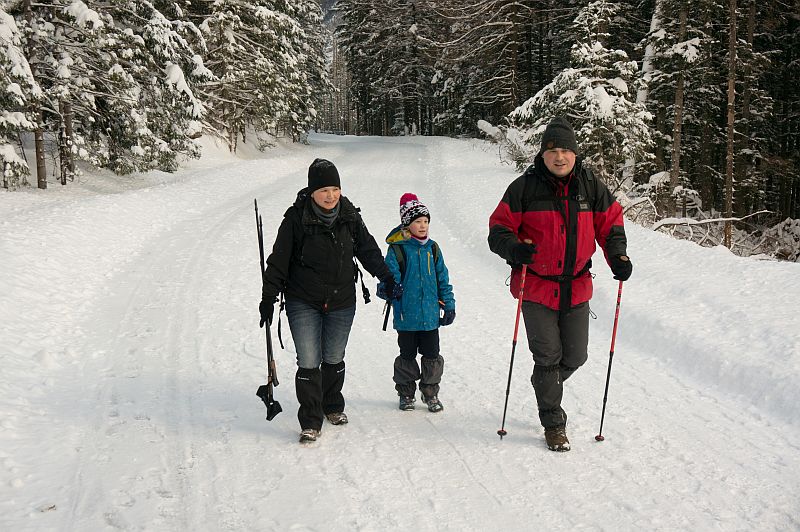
[
  {"x1": 497, "y1": 265, "x2": 528, "y2": 439},
  {"x1": 595, "y1": 280, "x2": 624, "y2": 442}
]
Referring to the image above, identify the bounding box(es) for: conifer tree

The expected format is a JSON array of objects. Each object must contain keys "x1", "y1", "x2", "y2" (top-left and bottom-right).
[
  {"x1": 0, "y1": 7, "x2": 39, "y2": 188},
  {"x1": 507, "y1": 0, "x2": 653, "y2": 191}
]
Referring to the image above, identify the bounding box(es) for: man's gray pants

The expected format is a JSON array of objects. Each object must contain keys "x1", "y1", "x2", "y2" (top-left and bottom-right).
[{"x1": 521, "y1": 301, "x2": 589, "y2": 428}]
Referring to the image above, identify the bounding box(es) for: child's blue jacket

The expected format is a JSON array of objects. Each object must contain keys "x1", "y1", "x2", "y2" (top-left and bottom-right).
[{"x1": 378, "y1": 225, "x2": 455, "y2": 331}]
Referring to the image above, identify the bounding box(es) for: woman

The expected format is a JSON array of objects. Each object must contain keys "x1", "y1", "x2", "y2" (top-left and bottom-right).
[{"x1": 260, "y1": 158, "x2": 399, "y2": 443}]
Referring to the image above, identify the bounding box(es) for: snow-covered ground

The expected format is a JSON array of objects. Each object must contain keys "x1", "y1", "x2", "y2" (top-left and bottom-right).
[{"x1": 2, "y1": 133, "x2": 799, "y2": 531}]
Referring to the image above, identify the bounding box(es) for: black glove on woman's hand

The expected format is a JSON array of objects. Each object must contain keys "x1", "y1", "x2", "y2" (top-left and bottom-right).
[
  {"x1": 610, "y1": 255, "x2": 633, "y2": 281},
  {"x1": 382, "y1": 277, "x2": 404, "y2": 300},
  {"x1": 259, "y1": 299, "x2": 274, "y2": 328},
  {"x1": 510, "y1": 242, "x2": 537, "y2": 265}
]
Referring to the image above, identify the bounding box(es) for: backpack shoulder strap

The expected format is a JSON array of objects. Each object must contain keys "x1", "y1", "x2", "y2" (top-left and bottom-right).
[
  {"x1": 348, "y1": 214, "x2": 371, "y2": 304},
  {"x1": 390, "y1": 243, "x2": 406, "y2": 282}
]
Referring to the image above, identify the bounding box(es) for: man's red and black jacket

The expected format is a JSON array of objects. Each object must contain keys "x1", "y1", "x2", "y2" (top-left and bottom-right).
[{"x1": 488, "y1": 155, "x2": 627, "y2": 311}]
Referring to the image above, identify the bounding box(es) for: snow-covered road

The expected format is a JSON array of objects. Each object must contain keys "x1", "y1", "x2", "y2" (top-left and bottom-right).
[{"x1": 2, "y1": 134, "x2": 798, "y2": 530}]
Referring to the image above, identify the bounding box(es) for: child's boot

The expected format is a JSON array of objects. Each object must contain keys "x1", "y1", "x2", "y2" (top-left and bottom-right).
[
  {"x1": 394, "y1": 356, "x2": 419, "y2": 411},
  {"x1": 419, "y1": 355, "x2": 444, "y2": 412},
  {"x1": 399, "y1": 395, "x2": 416, "y2": 411},
  {"x1": 421, "y1": 393, "x2": 443, "y2": 413}
]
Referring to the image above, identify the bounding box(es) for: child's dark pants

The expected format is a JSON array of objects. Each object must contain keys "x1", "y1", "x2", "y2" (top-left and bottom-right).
[{"x1": 393, "y1": 330, "x2": 444, "y2": 398}]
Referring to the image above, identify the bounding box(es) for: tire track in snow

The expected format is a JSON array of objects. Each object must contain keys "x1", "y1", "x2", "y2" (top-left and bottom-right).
[{"x1": 60, "y1": 158, "x2": 308, "y2": 530}]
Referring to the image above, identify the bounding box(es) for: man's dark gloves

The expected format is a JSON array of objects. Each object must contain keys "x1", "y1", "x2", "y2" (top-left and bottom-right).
[
  {"x1": 378, "y1": 277, "x2": 404, "y2": 301},
  {"x1": 610, "y1": 255, "x2": 633, "y2": 281},
  {"x1": 259, "y1": 298, "x2": 275, "y2": 328},
  {"x1": 440, "y1": 309, "x2": 456, "y2": 326},
  {"x1": 510, "y1": 241, "x2": 537, "y2": 265}
]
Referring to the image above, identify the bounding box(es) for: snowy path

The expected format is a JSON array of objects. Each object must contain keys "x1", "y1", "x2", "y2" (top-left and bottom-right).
[{"x1": 2, "y1": 134, "x2": 799, "y2": 530}]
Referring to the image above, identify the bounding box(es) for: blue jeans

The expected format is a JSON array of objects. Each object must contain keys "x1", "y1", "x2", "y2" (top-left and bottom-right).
[{"x1": 285, "y1": 298, "x2": 356, "y2": 369}]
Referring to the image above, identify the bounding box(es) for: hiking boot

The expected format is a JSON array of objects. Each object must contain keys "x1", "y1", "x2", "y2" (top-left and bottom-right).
[
  {"x1": 326, "y1": 412, "x2": 348, "y2": 425},
  {"x1": 299, "y1": 428, "x2": 320, "y2": 443},
  {"x1": 421, "y1": 394, "x2": 443, "y2": 413},
  {"x1": 399, "y1": 395, "x2": 416, "y2": 411},
  {"x1": 544, "y1": 425, "x2": 570, "y2": 452}
]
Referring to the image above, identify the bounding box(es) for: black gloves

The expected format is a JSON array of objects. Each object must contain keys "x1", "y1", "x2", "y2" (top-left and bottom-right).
[
  {"x1": 378, "y1": 277, "x2": 404, "y2": 301},
  {"x1": 610, "y1": 255, "x2": 633, "y2": 281},
  {"x1": 259, "y1": 298, "x2": 275, "y2": 327},
  {"x1": 440, "y1": 309, "x2": 456, "y2": 326},
  {"x1": 510, "y1": 241, "x2": 537, "y2": 265}
]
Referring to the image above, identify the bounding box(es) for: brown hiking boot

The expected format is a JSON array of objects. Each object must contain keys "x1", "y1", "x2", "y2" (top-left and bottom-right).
[
  {"x1": 544, "y1": 426, "x2": 571, "y2": 452},
  {"x1": 299, "y1": 428, "x2": 321, "y2": 443},
  {"x1": 325, "y1": 412, "x2": 348, "y2": 425}
]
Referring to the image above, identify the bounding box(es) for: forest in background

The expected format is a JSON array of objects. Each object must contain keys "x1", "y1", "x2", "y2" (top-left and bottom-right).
[
  {"x1": 323, "y1": 0, "x2": 799, "y2": 259},
  {"x1": 2, "y1": 0, "x2": 798, "y2": 260},
  {"x1": 0, "y1": 0, "x2": 328, "y2": 188}
]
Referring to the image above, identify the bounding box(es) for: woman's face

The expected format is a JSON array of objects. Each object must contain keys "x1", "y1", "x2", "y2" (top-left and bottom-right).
[{"x1": 311, "y1": 186, "x2": 341, "y2": 212}]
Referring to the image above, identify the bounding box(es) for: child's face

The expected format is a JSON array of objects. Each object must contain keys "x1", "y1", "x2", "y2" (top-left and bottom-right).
[{"x1": 407, "y1": 217, "x2": 429, "y2": 239}]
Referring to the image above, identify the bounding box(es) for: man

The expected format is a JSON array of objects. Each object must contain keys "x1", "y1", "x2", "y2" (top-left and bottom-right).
[{"x1": 487, "y1": 117, "x2": 632, "y2": 452}]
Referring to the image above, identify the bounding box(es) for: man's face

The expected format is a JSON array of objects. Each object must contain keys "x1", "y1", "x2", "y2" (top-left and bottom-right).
[{"x1": 542, "y1": 148, "x2": 576, "y2": 178}]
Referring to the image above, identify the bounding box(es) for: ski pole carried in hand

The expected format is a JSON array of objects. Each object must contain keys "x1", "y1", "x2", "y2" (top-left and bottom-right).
[
  {"x1": 254, "y1": 199, "x2": 282, "y2": 421},
  {"x1": 595, "y1": 280, "x2": 624, "y2": 442},
  {"x1": 497, "y1": 265, "x2": 528, "y2": 439},
  {"x1": 382, "y1": 301, "x2": 391, "y2": 331}
]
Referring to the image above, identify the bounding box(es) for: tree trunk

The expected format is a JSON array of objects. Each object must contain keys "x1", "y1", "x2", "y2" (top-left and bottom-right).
[
  {"x1": 622, "y1": 0, "x2": 663, "y2": 192},
  {"x1": 724, "y1": 0, "x2": 737, "y2": 248},
  {"x1": 59, "y1": 100, "x2": 75, "y2": 185},
  {"x1": 668, "y1": 3, "x2": 688, "y2": 215},
  {"x1": 35, "y1": 112, "x2": 46, "y2": 190},
  {"x1": 735, "y1": 0, "x2": 756, "y2": 215},
  {"x1": 22, "y1": 0, "x2": 46, "y2": 189}
]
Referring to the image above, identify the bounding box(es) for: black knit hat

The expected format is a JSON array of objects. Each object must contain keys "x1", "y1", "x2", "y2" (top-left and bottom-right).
[
  {"x1": 307, "y1": 158, "x2": 340, "y2": 192},
  {"x1": 539, "y1": 117, "x2": 578, "y2": 154}
]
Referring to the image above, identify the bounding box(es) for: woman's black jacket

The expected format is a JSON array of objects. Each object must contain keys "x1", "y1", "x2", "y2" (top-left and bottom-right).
[{"x1": 262, "y1": 188, "x2": 391, "y2": 312}]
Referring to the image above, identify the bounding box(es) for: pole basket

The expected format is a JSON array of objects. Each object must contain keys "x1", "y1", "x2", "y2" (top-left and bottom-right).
[{"x1": 256, "y1": 385, "x2": 283, "y2": 421}]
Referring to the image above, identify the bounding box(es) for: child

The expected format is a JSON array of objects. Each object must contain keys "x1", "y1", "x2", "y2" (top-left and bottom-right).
[{"x1": 378, "y1": 193, "x2": 456, "y2": 412}]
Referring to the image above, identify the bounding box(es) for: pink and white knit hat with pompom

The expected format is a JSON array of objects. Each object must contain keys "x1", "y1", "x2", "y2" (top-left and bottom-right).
[{"x1": 399, "y1": 193, "x2": 430, "y2": 227}]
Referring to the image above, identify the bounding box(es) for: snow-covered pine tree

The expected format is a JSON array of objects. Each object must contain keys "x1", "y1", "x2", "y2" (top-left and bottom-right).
[
  {"x1": 336, "y1": 0, "x2": 380, "y2": 134},
  {"x1": 506, "y1": 0, "x2": 653, "y2": 193},
  {"x1": 337, "y1": 0, "x2": 442, "y2": 136},
  {"x1": 375, "y1": 0, "x2": 439, "y2": 135},
  {"x1": 730, "y1": 0, "x2": 772, "y2": 218},
  {"x1": 759, "y1": 0, "x2": 800, "y2": 220},
  {"x1": 36, "y1": 0, "x2": 110, "y2": 184},
  {"x1": 642, "y1": 0, "x2": 723, "y2": 214},
  {"x1": 5, "y1": 1, "x2": 207, "y2": 179},
  {"x1": 0, "y1": 7, "x2": 40, "y2": 189},
  {"x1": 99, "y1": 0, "x2": 209, "y2": 173},
  {"x1": 435, "y1": 0, "x2": 568, "y2": 136},
  {"x1": 196, "y1": 0, "x2": 326, "y2": 150},
  {"x1": 278, "y1": 0, "x2": 330, "y2": 142}
]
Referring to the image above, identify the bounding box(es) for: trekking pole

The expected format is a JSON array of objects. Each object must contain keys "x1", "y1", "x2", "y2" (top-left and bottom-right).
[
  {"x1": 497, "y1": 265, "x2": 528, "y2": 439},
  {"x1": 595, "y1": 280, "x2": 624, "y2": 442},
  {"x1": 254, "y1": 199, "x2": 282, "y2": 421},
  {"x1": 382, "y1": 301, "x2": 391, "y2": 331}
]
